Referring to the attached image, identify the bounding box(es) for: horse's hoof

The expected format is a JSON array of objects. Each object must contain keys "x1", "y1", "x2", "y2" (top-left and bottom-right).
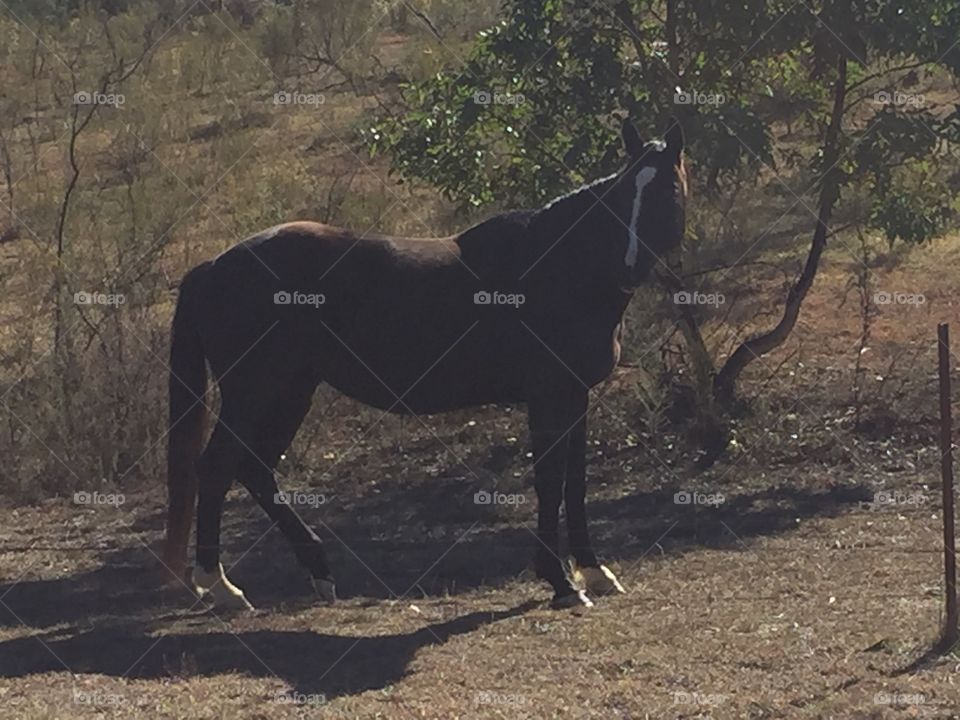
[
  {"x1": 192, "y1": 564, "x2": 256, "y2": 611},
  {"x1": 576, "y1": 564, "x2": 626, "y2": 596},
  {"x1": 312, "y1": 577, "x2": 337, "y2": 603},
  {"x1": 218, "y1": 590, "x2": 256, "y2": 612},
  {"x1": 204, "y1": 583, "x2": 255, "y2": 611},
  {"x1": 196, "y1": 583, "x2": 255, "y2": 611},
  {"x1": 551, "y1": 590, "x2": 594, "y2": 609}
]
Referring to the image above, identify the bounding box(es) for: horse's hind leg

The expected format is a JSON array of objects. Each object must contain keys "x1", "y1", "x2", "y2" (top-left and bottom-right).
[
  {"x1": 233, "y1": 378, "x2": 335, "y2": 602},
  {"x1": 193, "y1": 374, "x2": 329, "y2": 608},
  {"x1": 193, "y1": 416, "x2": 254, "y2": 610}
]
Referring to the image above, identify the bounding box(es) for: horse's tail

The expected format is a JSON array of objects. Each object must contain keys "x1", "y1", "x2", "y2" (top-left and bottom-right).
[{"x1": 162, "y1": 262, "x2": 211, "y2": 585}]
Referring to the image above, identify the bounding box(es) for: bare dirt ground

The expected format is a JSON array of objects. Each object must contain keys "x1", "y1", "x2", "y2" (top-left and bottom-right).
[{"x1": 2, "y1": 248, "x2": 960, "y2": 719}]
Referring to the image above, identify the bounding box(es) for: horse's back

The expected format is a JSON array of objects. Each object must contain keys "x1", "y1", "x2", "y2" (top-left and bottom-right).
[{"x1": 183, "y1": 220, "x2": 529, "y2": 409}]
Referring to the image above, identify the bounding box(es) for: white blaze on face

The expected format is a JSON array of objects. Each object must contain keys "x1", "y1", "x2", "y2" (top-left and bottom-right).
[{"x1": 624, "y1": 166, "x2": 658, "y2": 268}]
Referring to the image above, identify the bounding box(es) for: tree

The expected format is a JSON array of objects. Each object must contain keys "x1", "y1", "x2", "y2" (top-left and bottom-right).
[{"x1": 369, "y1": 0, "x2": 960, "y2": 445}]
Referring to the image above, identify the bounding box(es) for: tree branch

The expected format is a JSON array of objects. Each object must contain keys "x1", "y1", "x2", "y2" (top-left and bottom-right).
[{"x1": 715, "y1": 53, "x2": 849, "y2": 402}]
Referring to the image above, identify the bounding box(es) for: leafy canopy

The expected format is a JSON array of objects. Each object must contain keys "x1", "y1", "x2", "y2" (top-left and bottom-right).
[{"x1": 369, "y1": 0, "x2": 960, "y2": 243}]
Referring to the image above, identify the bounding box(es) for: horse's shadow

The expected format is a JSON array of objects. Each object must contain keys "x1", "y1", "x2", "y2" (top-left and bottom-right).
[
  {"x1": 0, "y1": 601, "x2": 539, "y2": 700},
  {"x1": 0, "y1": 481, "x2": 872, "y2": 627},
  {"x1": 0, "y1": 473, "x2": 873, "y2": 698}
]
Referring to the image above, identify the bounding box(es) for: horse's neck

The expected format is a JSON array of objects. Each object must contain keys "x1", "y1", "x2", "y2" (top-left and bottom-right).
[
  {"x1": 533, "y1": 175, "x2": 621, "y2": 245},
  {"x1": 528, "y1": 198, "x2": 625, "y2": 290}
]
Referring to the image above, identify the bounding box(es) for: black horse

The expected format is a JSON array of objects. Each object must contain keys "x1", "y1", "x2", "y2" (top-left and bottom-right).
[{"x1": 163, "y1": 118, "x2": 688, "y2": 609}]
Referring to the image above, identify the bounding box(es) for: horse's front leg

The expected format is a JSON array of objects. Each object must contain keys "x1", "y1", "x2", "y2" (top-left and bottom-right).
[
  {"x1": 529, "y1": 388, "x2": 592, "y2": 609},
  {"x1": 564, "y1": 413, "x2": 626, "y2": 597}
]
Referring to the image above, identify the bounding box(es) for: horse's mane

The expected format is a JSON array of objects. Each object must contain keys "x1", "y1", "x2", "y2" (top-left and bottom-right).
[{"x1": 531, "y1": 174, "x2": 619, "y2": 231}]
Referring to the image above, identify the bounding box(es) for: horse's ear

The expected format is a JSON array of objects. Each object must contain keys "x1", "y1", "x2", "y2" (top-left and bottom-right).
[
  {"x1": 622, "y1": 118, "x2": 644, "y2": 157},
  {"x1": 664, "y1": 118, "x2": 684, "y2": 165}
]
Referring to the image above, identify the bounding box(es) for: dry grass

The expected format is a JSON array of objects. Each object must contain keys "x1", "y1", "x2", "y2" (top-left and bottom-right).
[{"x1": 0, "y1": 472, "x2": 957, "y2": 718}]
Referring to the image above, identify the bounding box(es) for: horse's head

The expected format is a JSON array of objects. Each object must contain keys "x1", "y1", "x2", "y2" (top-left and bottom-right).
[{"x1": 616, "y1": 118, "x2": 687, "y2": 287}]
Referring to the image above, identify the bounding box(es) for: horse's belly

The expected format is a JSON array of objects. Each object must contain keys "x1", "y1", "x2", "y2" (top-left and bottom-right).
[
  {"x1": 323, "y1": 366, "x2": 523, "y2": 414},
  {"x1": 324, "y1": 378, "x2": 520, "y2": 415},
  {"x1": 320, "y1": 325, "x2": 525, "y2": 414}
]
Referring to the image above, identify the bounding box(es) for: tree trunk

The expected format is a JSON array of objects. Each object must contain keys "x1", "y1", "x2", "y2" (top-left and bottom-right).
[
  {"x1": 715, "y1": 54, "x2": 848, "y2": 402},
  {"x1": 665, "y1": 0, "x2": 680, "y2": 77}
]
